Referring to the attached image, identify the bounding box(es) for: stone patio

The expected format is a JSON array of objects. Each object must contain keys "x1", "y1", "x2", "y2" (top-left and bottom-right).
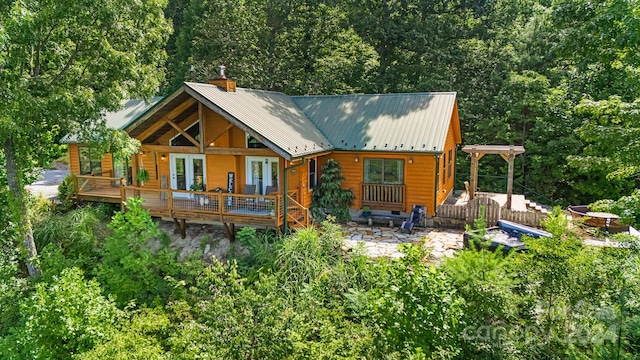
[{"x1": 341, "y1": 222, "x2": 464, "y2": 260}]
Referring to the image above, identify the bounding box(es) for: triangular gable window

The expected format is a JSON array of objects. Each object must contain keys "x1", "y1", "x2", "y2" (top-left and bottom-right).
[{"x1": 170, "y1": 121, "x2": 201, "y2": 146}]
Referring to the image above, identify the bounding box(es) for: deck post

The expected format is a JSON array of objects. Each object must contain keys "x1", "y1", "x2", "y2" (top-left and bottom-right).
[
  {"x1": 119, "y1": 178, "x2": 126, "y2": 212},
  {"x1": 223, "y1": 223, "x2": 235, "y2": 242},
  {"x1": 173, "y1": 218, "x2": 186, "y2": 239},
  {"x1": 73, "y1": 174, "x2": 79, "y2": 198}
]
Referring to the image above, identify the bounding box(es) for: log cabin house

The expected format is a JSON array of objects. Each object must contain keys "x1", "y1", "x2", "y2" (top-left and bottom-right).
[{"x1": 66, "y1": 74, "x2": 461, "y2": 237}]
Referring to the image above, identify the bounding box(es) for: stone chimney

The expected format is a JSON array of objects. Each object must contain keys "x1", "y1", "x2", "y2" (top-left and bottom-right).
[{"x1": 209, "y1": 65, "x2": 236, "y2": 92}]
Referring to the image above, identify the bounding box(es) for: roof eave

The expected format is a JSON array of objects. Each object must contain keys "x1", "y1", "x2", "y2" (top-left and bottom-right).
[{"x1": 123, "y1": 85, "x2": 186, "y2": 132}]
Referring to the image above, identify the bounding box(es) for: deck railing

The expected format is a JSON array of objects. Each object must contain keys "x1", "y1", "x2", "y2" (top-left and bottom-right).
[
  {"x1": 73, "y1": 174, "x2": 309, "y2": 228},
  {"x1": 361, "y1": 183, "x2": 406, "y2": 210},
  {"x1": 121, "y1": 186, "x2": 283, "y2": 224},
  {"x1": 75, "y1": 175, "x2": 123, "y2": 196}
]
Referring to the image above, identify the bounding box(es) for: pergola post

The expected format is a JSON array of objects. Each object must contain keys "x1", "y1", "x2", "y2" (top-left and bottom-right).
[
  {"x1": 469, "y1": 153, "x2": 480, "y2": 200},
  {"x1": 462, "y1": 145, "x2": 525, "y2": 210},
  {"x1": 506, "y1": 154, "x2": 515, "y2": 209}
]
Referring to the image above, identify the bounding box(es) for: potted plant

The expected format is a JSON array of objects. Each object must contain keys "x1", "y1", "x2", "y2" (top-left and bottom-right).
[
  {"x1": 190, "y1": 182, "x2": 206, "y2": 205},
  {"x1": 190, "y1": 182, "x2": 205, "y2": 192},
  {"x1": 361, "y1": 205, "x2": 371, "y2": 217},
  {"x1": 267, "y1": 201, "x2": 275, "y2": 216},
  {"x1": 136, "y1": 169, "x2": 149, "y2": 186}
]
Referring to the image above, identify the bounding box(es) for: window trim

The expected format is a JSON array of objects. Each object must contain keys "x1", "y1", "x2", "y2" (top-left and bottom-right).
[
  {"x1": 363, "y1": 158, "x2": 404, "y2": 184},
  {"x1": 447, "y1": 149, "x2": 453, "y2": 179},
  {"x1": 442, "y1": 153, "x2": 447, "y2": 186},
  {"x1": 308, "y1": 158, "x2": 317, "y2": 190}
]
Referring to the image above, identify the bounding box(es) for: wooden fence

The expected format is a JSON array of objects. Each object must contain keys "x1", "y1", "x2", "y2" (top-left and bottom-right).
[{"x1": 435, "y1": 196, "x2": 547, "y2": 227}]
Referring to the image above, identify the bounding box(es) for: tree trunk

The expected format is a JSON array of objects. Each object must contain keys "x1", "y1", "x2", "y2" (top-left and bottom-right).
[{"x1": 4, "y1": 137, "x2": 41, "y2": 277}]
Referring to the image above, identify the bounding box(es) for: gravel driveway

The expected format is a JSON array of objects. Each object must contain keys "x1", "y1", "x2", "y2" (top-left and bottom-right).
[{"x1": 25, "y1": 169, "x2": 69, "y2": 199}]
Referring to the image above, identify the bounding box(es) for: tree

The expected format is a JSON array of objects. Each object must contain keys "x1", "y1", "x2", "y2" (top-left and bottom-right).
[
  {"x1": 311, "y1": 159, "x2": 355, "y2": 222},
  {"x1": 0, "y1": 0, "x2": 170, "y2": 277}
]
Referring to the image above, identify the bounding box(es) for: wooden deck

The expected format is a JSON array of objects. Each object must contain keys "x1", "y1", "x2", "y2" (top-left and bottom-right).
[
  {"x1": 447, "y1": 191, "x2": 528, "y2": 212},
  {"x1": 72, "y1": 175, "x2": 310, "y2": 234}
]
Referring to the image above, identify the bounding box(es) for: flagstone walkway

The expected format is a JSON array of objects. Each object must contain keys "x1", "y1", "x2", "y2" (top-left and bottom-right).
[{"x1": 341, "y1": 222, "x2": 464, "y2": 260}]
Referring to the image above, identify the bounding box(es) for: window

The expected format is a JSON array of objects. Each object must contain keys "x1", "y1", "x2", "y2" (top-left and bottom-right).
[
  {"x1": 246, "y1": 133, "x2": 267, "y2": 148},
  {"x1": 113, "y1": 157, "x2": 132, "y2": 185},
  {"x1": 79, "y1": 146, "x2": 102, "y2": 175},
  {"x1": 442, "y1": 153, "x2": 447, "y2": 186},
  {"x1": 447, "y1": 149, "x2": 453, "y2": 179},
  {"x1": 308, "y1": 158, "x2": 317, "y2": 189},
  {"x1": 364, "y1": 159, "x2": 403, "y2": 184},
  {"x1": 170, "y1": 121, "x2": 201, "y2": 146}
]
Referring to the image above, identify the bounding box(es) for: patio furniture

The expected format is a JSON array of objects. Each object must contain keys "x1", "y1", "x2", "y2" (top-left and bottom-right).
[{"x1": 400, "y1": 205, "x2": 425, "y2": 233}]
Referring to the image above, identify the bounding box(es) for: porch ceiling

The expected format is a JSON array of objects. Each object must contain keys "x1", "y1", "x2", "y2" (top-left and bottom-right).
[
  {"x1": 126, "y1": 91, "x2": 194, "y2": 141},
  {"x1": 141, "y1": 103, "x2": 198, "y2": 144}
]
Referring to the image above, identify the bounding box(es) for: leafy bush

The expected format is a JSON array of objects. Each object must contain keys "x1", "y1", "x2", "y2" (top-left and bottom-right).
[
  {"x1": 590, "y1": 189, "x2": 640, "y2": 226},
  {"x1": 95, "y1": 197, "x2": 179, "y2": 307},
  {"x1": 0, "y1": 268, "x2": 120, "y2": 359},
  {"x1": 57, "y1": 174, "x2": 76, "y2": 211},
  {"x1": 369, "y1": 244, "x2": 464, "y2": 358}
]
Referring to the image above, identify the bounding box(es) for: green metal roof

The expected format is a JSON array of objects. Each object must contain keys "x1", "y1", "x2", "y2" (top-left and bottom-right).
[
  {"x1": 184, "y1": 82, "x2": 334, "y2": 159},
  {"x1": 291, "y1": 92, "x2": 457, "y2": 153}
]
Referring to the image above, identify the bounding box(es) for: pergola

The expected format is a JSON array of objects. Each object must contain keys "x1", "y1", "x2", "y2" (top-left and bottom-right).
[{"x1": 461, "y1": 145, "x2": 525, "y2": 210}]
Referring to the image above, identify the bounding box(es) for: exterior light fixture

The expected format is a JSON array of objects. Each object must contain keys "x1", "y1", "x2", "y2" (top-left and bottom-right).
[
  {"x1": 354, "y1": 156, "x2": 359, "y2": 163},
  {"x1": 408, "y1": 156, "x2": 413, "y2": 164},
  {"x1": 161, "y1": 154, "x2": 166, "y2": 161}
]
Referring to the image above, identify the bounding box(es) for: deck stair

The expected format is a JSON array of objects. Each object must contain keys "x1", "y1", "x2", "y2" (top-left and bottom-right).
[{"x1": 286, "y1": 195, "x2": 310, "y2": 229}]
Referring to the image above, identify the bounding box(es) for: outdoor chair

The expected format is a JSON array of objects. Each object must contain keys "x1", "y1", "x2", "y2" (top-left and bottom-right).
[
  {"x1": 265, "y1": 185, "x2": 278, "y2": 195},
  {"x1": 240, "y1": 184, "x2": 258, "y2": 208},
  {"x1": 400, "y1": 205, "x2": 426, "y2": 234}
]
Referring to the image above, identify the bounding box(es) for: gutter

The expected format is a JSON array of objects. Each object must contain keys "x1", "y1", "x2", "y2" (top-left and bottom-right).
[{"x1": 283, "y1": 156, "x2": 306, "y2": 234}]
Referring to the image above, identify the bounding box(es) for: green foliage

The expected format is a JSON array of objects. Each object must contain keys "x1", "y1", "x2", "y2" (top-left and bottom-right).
[
  {"x1": 95, "y1": 197, "x2": 178, "y2": 306},
  {"x1": 590, "y1": 189, "x2": 640, "y2": 227},
  {"x1": 541, "y1": 206, "x2": 573, "y2": 238},
  {"x1": 311, "y1": 159, "x2": 355, "y2": 222},
  {"x1": 56, "y1": 174, "x2": 76, "y2": 211},
  {"x1": 136, "y1": 169, "x2": 150, "y2": 183},
  {"x1": 76, "y1": 308, "x2": 170, "y2": 359},
  {"x1": 0, "y1": 252, "x2": 31, "y2": 339},
  {"x1": 370, "y1": 244, "x2": 464, "y2": 358},
  {"x1": 33, "y1": 205, "x2": 109, "y2": 272},
  {"x1": 0, "y1": 268, "x2": 120, "y2": 359}
]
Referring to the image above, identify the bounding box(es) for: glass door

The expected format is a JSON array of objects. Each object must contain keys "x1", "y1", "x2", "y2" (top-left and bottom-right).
[
  {"x1": 245, "y1": 157, "x2": 279, "y2": 195},
  {"x1": 170, "y1": 154, "x2": 206, "y2": 198}
]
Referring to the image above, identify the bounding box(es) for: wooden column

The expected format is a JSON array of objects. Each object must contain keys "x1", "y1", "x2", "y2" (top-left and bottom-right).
[
  {"x1": 506, "y1": 154, "x2": 515, "y2": 210},
  {"x1": 198, "y1": 102, "x2": 205, "y2": 153},
  {"x1": 119, "y1": 178, "x2": 126, "y2": 212},
  {"x1": 469, "y1": 153, "x2": 479, "y2": 200}
]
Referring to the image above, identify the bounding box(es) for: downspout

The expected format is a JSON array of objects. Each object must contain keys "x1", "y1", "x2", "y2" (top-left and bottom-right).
[
  {"x1": 284, "y1": 156, "x2": 306, "y2": 234},
  {"x1": 434, "y1": 155, "x2": 440, "y2": 216}
]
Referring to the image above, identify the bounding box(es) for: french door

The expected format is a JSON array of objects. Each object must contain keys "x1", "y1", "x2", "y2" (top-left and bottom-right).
[
  {"x1": 170, "y1": 154, "x2": 206, "y2": 198},
  {"x1": 245, "y1": 157, "x2": 279, "y2": 195}
]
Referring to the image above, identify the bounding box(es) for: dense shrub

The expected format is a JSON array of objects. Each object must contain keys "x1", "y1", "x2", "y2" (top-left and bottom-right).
[
  {"x1": 0, "y1": 268, "x2": 120, "y2": 359},
  {"x1": 590, "y1": 189, "x2": 640, "y2": 227},
  {"x1": 95, "y1": 197, "x2": 179, "y2": 307}
]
